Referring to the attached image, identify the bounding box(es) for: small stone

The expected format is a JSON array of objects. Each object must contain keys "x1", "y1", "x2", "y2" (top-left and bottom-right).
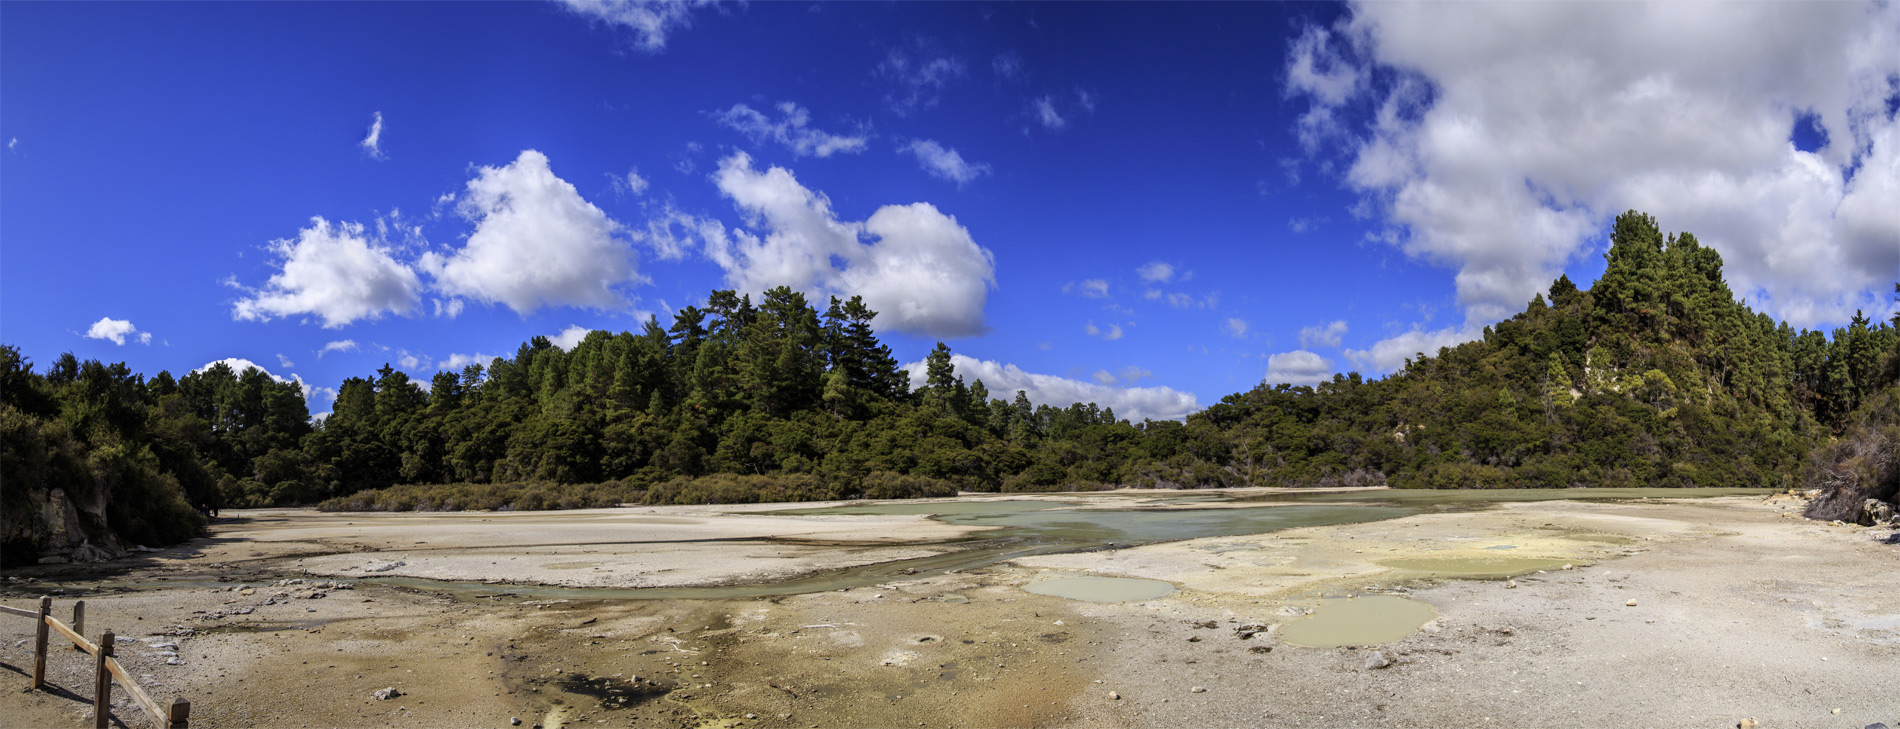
[
  {"x1": 1189, "y1": 686, "x2": 1206, "y2": 693},
  {"x1": 1832, "y1": 709, "x2": 1842, "y2": 715},
  {"x1": 510, "y1": 719, "x2": 522, "y2": 726},
  {"x1": 372, "y1": 687, "x2": 403, "y2": 701},
  {"x1": 1738, "y1": 719, "x2": 1758, "y2": 729},
  {"x1": 1626, "y1": 599, "x2": 1637, "y2": 607},
  {"x1": 1562, "y1": 564, "x2": 1574, "y2": 570},
  {"x1": 1504, "y1": 579, "x2": 1517, "y2": 589},
  {"x1": 1865, "y1": 723, "x2": 1890, "y2": 729},
  {"x1": 1362, "y1": 651, "x2": 1392, "y2": 670},
  {"x1": 1108, "y1": 691, "x2": 1120, "y2": 700},
  {"x1": 746, "y1": 714, "x2": 757, "y2": 719},
  {"x1": 1052, "y1": 620, "x2": 1064, "y2": 626}
]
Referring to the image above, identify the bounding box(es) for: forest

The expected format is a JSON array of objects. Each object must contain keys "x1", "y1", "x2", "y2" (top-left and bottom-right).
[{"x1": 4, "y1": 211, "x2": 1896, "y2": 563}]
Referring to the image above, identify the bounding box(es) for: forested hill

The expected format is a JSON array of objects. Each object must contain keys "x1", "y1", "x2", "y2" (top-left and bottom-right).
[
  {"x1": 4, "y1": 210, "x2": 1896, "y2": 563},
  {"x1": 1202, "y1": 212, "x2": 1894, "y2": 491}
]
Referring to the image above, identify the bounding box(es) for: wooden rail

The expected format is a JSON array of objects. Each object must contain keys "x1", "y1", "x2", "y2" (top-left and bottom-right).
[{"x1": 5, "y1": 596, "x2": 190, "y2": 729}]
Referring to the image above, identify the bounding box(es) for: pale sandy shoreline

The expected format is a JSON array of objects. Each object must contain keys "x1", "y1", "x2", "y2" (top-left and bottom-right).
[{"x1": 1, "y1": 491, "x2": 1895, "y2": 728}]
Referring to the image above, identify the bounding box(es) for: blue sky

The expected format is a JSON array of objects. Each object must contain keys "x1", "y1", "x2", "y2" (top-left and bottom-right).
[{"x1": 4, "y1": 1, "x2": 1897, "y2": 421}]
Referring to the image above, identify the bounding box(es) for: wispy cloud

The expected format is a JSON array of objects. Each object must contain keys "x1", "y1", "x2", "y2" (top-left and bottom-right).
[
  {"x1": 900, "y1": 139, "x2": 991, "y2": 187},
  {"x1": 359, "y1": 112, "x2": 385, "y2": 159},
  {"x1": 714, "y1": 102, "x2": 868, "y2": 158}
]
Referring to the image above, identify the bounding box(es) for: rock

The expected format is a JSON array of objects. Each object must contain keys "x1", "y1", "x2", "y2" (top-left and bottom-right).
[
  {"x1": 1864, "y1": 723, "x2": 1889, "y2": 729},
  {"x1": 1738, "y1": 720, "x2": 1757, "y2": 729},
  {"x1": 1108, "y1": 692, "x2": 1120, "y2": 700},
  {"x1": 1626, "y1": 599, "x2": 1638, "y2": 607},
  {"x1": 372, "y1": 687, "x2": 403, "y2": 701},
  {"x1": 1189, "y1": 686, "x2": 1206, "y2": 693},
  {"x1": 510, "y1": 719, "x2": 522, "y2": 726},
  {"x1": 1504, "y1": 579, "x2": 1517, "y2": 589},
  {"x1": 1362, "y1": 651, "x2": 1392, "y2": 670},
  {"x1": 1248, "y1": 646, "x2": 1272, "y2": 654},
  {"x1": 1862, "y1": 499, "x2": 1897, "y2": 526},
  {"x1": 1561, "y1": 564, "x2": 1574, "y2": 570}
]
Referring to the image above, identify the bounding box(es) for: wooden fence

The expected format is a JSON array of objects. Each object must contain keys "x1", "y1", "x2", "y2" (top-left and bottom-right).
[{"x1": 2, "y1": 596, "x2": 190, "y2": 729}]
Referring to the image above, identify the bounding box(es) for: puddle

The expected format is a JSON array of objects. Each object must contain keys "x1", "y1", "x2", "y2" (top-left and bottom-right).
[
  {"x1": 1023, "y1": 576, "x2": 1176, "y2": 603},
  {"x1": 1280, "y1": 595, "x2": 1437, "y2": 647},
  {"x1": 553, "y1": 672, "x2": 673, "y2": 710},
  {"x1": 1378, "y1": 556, "x2": 1574, "y2": 578}
]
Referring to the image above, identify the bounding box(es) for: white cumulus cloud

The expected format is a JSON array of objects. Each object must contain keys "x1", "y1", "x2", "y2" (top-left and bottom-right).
[
  {"x1": 420, "y1": 150, "x2": 642, "y2": 317},
  {"x1": 232, "y1": 217, "x2": 423, "y2": 328},
  {"x1": 1224, "y1": 318, "x2": 1249, "y2": 338},
  {"x1": 318, "y1": 340, "x2": 360, "y2": 358},
  {"x1": 904, "y1": 354, "x2": 1200, "y2": 422},
  {"x1": 1136, "y1": 261, "x2": 1176, "y2": 283},
  {"x1": 193, "y1": 358, "x2": 332, "y2": 412},
  {"x1": 1299, "y1": 320, "x2": 1348, "y2": 349},
  {"x1": 1343, "y1": 324, "x2": 1477, "y2": 374},
  {"x1": 1290, "y1": 1, "x2": 1900, "y2": 335},
  {"x1": 698, "y1": 152, "x2": 996, "y2": 338},
  {"x1": 715, "y1": 102, "x2": 869, "y2": 158},
  {"x1": 558, "y1": 0, "x2": 710, "y2": 52},
  {"x1": 439, "y1": 352, "x2": 500, "y2": 371},
  {"x1": 901, "y1": 139, "x2": 991, "y2": 187},
  {"x1": 1264, "y1": 350, "x2": 1338, "y2": 387},
  {"x1": 84, "y1": 317, "x2": 150, "y2": 346},
  {"x1": 1085, "y1": 321, "x2": 1124, "y2": 341},
  {"x1": 551, "y1": 325, "x2": 594, "y2": 351}
]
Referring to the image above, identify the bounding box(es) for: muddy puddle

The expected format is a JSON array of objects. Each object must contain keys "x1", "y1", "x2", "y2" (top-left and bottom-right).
[
  {"x1": 1024, "y1": 576, "x2": 1177, "y2": 603},
  {"x1": 1279, "y1": 595, "x2": 1438, "y2": 647}
]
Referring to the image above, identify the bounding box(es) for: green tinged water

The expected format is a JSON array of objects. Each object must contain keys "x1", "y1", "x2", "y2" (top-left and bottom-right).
[{"x1": 15, "y1": 488, "x2": 1765, "y2": 604}]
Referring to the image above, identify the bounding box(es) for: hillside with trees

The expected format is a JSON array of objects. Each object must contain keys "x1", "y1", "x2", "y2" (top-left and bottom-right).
[{"x1": 4, "y1": 211, "x2": 1895, "y2": 563}]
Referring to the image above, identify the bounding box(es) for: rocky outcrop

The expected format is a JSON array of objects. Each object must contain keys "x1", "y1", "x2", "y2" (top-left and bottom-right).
[{"x1": 3, "y1": 486, "x2": 127, "y2": 566}]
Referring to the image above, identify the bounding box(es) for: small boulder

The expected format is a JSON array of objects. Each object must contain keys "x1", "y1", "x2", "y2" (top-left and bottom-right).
[
  {"x1": 1862, "y1": 499, "x2": 1897, "y2": 526},
  {"x1": 1504, "y1": 579, "x2": 1517, "y2": 589},
  {"x1": 1189, "y1": 686, "x2": 1206, "y2": 693},
  {"x1": 1362, "y1": 651, "x2": 1392, "y2": 670},
  {"x1": 1108, "y1": 691, "x2": 1120, "y2": 700},
  {"x1": 1625, "y1": 599, "x2": 1638, "y2": 607},
  {"x1": 510, "y1": 719, "x2": 522, "y2": 727},
  {"x1": 372, "y1": 687, "x2": 403, "y2": 701},
  {"x1": 1738, "y1": 719, "x2": 1758, "y2": 729}
]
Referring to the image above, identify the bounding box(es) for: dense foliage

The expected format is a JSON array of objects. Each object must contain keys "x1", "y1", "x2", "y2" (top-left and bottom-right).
[
  {"x1": 1, "y1": 351, "x2": 311, "y2": 564},
  {"x1": 4, "y1": 211, "x2": 1895, "y2": 556}
]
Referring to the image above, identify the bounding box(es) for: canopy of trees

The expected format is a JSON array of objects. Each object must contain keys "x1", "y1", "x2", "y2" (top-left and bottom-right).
[{"x1": 4, "y1": 211, "x2": 1895, "y2": 560}]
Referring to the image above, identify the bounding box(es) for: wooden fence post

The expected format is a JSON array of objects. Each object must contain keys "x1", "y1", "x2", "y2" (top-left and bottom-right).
[
  {"x1": 93, "y1": 630, "x2": 113, "y2": 729},
  {"x1": 71, "y1": 600, "x2": 86, "y2": 652},
  {"x1": 32, "y1": 596, "x2": 51, "y2": 689},
  {"x1": 168, "y1": 698, "x2": 191, "y2": 729}
]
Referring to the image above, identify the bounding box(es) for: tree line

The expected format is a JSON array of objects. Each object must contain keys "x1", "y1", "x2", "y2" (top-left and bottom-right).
[{"x1": 4, "y1": 210, "x2": 1896, "y2": 561}]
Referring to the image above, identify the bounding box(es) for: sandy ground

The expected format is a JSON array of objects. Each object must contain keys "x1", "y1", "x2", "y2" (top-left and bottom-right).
[{"x1": 1, "y1": 492, "x2": 1896, "y2": 729}]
